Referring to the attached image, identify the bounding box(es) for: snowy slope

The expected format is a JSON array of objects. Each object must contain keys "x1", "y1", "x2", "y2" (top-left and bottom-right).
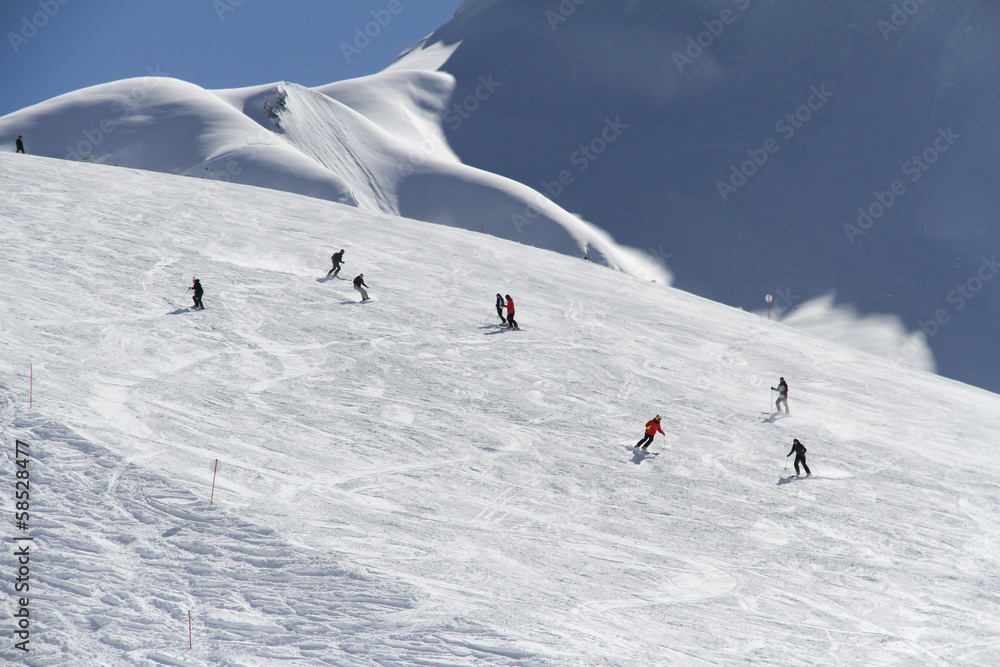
[
  {"x1": 5, "y1": 0, "x2": 982, "y2": 386},
  {"x1": 0, "y1": 72, "x2": 665, "y2": 285},
  {"x1": 2, "y1": 154, "x2": 1000, "y2": 666}
]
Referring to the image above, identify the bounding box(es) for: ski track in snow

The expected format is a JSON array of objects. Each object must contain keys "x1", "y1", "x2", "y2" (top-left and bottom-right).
[{"x1": 2, "y1": 155, "x2": 1000, "y2": 665}]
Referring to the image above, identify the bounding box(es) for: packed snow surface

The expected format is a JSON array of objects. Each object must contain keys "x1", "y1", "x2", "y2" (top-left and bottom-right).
[{"x1": 2, "y1": 155, "x2": 1000, "y2": 666}]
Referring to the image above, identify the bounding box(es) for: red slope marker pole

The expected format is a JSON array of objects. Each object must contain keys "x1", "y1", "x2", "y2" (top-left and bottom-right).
[{"x1": 210, "y1": 459, "x2": 218, "y2": 505}]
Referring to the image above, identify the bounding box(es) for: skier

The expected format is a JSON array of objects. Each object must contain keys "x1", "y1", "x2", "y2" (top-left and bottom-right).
[
  {"x1": 353, "y1": 273, "x2": 369, "y2": 301},
  {"x1": 189, "y1": 278, "x2": 204, "y2": 310},
  {"x1": 787, "y1": 438, "x2": 810, "y2": 476},
  {"x1": 15, "y1": 136, "x2": 25, "y2": 153},
  {"x1": 635, "y1": 415, "x2": 664, "y2": 450},
  {"x1": 327, "y1": 249, "x2": 345, "y2": 278},
  {"x1": 495, "y1": 293, "x2": 505, "y2": 323},
  {"x1": 772, "y1": 377, "x2": 789, "y2": 414},
  {"x1": 505, "y1": 294, "x2": 518, "y2": 329}
]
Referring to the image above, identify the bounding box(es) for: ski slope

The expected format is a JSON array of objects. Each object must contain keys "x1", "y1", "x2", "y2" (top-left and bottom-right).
[
  {"x1": 0, "y1": 71, "x2": 664, "y2": 286},
  {"x1": 2, "y1": 154, "x2": 1000, "y2": 666}
]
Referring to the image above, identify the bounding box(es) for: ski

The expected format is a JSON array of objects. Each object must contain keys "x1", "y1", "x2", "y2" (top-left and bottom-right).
[{"x1": 626, "y1": 446, "x2": 658, "y2": 455}]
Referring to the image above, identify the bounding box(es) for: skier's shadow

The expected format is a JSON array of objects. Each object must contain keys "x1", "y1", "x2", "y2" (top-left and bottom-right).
[
  {"x1": 630, "y1": 448, "x2": 656, "y2": 464},
  {"x1": 482, "y1": 324, "x2": 507, "y2": 336},
  {"x1": 167, "y1": 307, "x2": 192, "y2": 315},
  {"x1": 762, "y1": 412, "x2": 788, "y2": 424},
  {"x1": 777, "y1": 474, "x2": 796, "y2": 485}
]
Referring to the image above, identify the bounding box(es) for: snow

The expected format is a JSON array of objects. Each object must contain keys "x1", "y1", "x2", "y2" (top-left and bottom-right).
[
  {"x1": 2, "y1": 153, "x2": 999, "y2": 665},
  {"x1": 9, "y1": 0, "x2": 990, "y2": 389},
  {"x1": 0, "y1": 70, "x2": 667, "y2": 287}
]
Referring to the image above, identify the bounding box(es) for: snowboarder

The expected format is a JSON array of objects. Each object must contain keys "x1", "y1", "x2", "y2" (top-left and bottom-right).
[
  {"x1": 635, "y1": 415, "x2": 664, "y2": 449},
  {"x1": 787, "y1": 438, "x2": 810, "y2": 476},
  {"x1": 772, "y1": 377, "x2": 789, "y2": 414},
  {"x1": 495, "y1": 293, "x2": 505, "y2": 323},
  {"x1": 15, "y1": 136, "x2": 25, "y2": 153},
  {"x1": 327, "y1": 249, "x2": 345, "y2": 278},
  {"x1": 505, "y1": 294, "x2": 518, "y2": 329},
  {"x1": 189, "y1": 278, "x2": 204, "y2": 310},
  {"x1": 353, "y1": 273, "x2": 369, "y2": 301}
]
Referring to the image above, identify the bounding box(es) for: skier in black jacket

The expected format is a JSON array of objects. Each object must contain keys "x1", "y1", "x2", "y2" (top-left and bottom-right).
[
  {"x1": 15, "y1": 136, "x2": 25, "y2": 153},
  {"x1": 787, "y1": 438, "x2": 810, "y2": 476},
  {"x1": 772, "y1": 377, "x2": 789, "y2": 414},
  {"x1": 495, "y1": 293, "x2": 505, "y2": 323},
  {"x1": 353, "y1": 273, "x2": 369, "y2": 301},
  {"x1": 190, "y1": 278, "x2": 204, "y2": 309},
  {"x1": 327, "y1": 249, "x2": 345, "y2": 278}
]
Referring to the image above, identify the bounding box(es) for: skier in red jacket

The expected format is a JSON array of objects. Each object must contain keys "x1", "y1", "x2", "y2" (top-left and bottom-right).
[
  {"x1": 505, "y1": 294, "x2": 518, "y2": 329},
  {"x1": 635, "y1": 415, "x2": 664, "y2": 449}
]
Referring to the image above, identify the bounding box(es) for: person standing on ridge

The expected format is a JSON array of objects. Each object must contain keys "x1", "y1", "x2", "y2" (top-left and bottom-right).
[
  {"x1": 635, "y1": 415, "x2": 664, "y2": 450},
  {"x1": 189, "y1": 278, "x2": 204, "y2": 310},
  {"x1": 772, "y1": 377, "x2": 789, "y2": 414},
  {"x1": 15, "y1": 136, "x2": 25, "y2": 153},
  {"x1": 327, "y1": 249, "x2": 345, "y2": 278},
  {"x1": 787, "y1": 438, "x2": 810, "y2": 476},
  {"x1": 505, "y1": 294, "x2": 518, "y2": 329},
  {"x1": 495, "y1": 293, "x2": 506, "y2": 323},
  {"x1": 353, "y1": 273, "x2": 369, "y2": 301}
]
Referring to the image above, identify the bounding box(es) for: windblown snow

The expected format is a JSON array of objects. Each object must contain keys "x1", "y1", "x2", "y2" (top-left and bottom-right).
[{"x1": 2, "y1": 154, "x2": 999, "y2": 666}]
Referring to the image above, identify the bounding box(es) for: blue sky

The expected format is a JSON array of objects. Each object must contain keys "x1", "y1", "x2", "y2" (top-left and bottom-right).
[{"x1": 1, "y1": 0, "x2": 460, "y2": 117}]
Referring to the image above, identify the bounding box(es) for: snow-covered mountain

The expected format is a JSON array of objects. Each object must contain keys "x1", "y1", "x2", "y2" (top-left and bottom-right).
[
  {"x1": 0, "y1": 0, "x2": 996, "y2": 393},
  {"x1": 0, "y1": 58, "x2": 661, "y2": 286},
  {"x1": 2, "y1": 154, "x2": 1000, "y2": 665}
]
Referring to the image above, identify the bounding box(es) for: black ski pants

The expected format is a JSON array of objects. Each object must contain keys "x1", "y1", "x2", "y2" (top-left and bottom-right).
[
  {"x1": 793, "y1": 454, "x2": 810, "y2": 476},
  {"x1": 636, "y1": 434, "x2": 654, "y2": 449}
]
